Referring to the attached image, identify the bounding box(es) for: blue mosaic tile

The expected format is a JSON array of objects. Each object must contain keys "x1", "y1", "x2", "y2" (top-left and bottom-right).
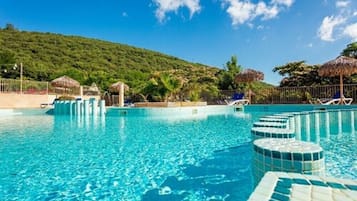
[
  {"x1": 293, "y1": 178, "x2": 310, "y2": 185},
  {"x1": 303, "y1": 153, "x2": 312, "y2": 161},
  {"x1": 277, "y1": 179, "x2": 292, "y2": 188},
  {"x1": 272, "y1": 151, "x2": 281, "y2": 159},
  {"x1": 282, "y1": 152, "x2": 292, "y2": 160},
  {"x1": 293, "y1": 153, "x2": 303, "y2": 161},
  {"x1": 346, "y1": 184, "x2": 357, "y2": 191},
  {"x1": 274, "y1": 185, "x2": 291, "y2": 195},
  {"x1": 309, "y1": 180, "x2": 328, "y2": 187},
  {"x1": 326, "y1": 182, "x2": 346, "y2": 189},
  {"x1": 271, "y1": 192, "x2": 290, "y2": 201},
  {"x1": 313, "y1": 152, "x2": 319, "y2": 160}
]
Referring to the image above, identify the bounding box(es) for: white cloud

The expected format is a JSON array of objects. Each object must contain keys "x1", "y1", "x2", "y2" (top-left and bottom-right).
[
  {"x1": 223, "y1": 0, "x2": 294, "y2": 26},
  {"x1": 271, "y1": 0, "x2": 294, "y2": 7},
  {"x1": 336, "y1": 0, "x2": 350, "y2": 8},
  {"x1": 343, "y1": 23, "x2": 357, "y2": 41},
  {"x1": 153, "y1": 0, "x2": 201, "y2": 22},
  {"x1": 317, "y1": 15, "x2": 346, "y2": 41}
]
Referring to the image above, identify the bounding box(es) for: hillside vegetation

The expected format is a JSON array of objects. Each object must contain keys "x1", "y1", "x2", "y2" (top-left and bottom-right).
[{"x1": 0, "y1": 29, "x2": 220, "y2": 92}]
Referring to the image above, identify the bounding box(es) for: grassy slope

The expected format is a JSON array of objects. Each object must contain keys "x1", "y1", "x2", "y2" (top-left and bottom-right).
[{"x1": 0, "y1": 29, "x2": 220, "y2": 91}]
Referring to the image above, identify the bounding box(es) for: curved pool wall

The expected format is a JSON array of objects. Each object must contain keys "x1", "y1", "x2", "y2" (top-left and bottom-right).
[{"x1": 250, "y1": 107, "x2": 357, "y2": 185}]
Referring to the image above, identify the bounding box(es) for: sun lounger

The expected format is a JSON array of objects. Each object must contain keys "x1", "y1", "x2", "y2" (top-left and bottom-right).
[
  {"x1": 316, "y1": 92, "x2": 353, "y2": 105},
  {"x1": 225, "y1": 93, "x2": 250, "y2": 105}
]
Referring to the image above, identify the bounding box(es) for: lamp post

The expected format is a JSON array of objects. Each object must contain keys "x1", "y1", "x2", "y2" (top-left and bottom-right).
[{"x1": 13, "y1": 63, "x2": 23, "y2": 94}]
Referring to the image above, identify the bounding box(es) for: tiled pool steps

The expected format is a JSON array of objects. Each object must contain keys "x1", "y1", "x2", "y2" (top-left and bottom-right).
[
  {"x1": 248, "y1": 171, "x2": 357, "y2": 201},
  {"x1": 249, "y1": 110, "x2": 357, "y2": 201}
]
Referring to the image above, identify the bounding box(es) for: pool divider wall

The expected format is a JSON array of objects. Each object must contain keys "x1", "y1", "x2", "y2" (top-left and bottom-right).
[{"x1": 54, "y1": 99, "x2": 106, "y2": 116}]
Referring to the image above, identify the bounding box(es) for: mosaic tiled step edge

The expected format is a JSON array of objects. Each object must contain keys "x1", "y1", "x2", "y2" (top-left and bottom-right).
[
  {"x1": 259, "y1": 117, "x2": 288, "y2": 123},
  {"x1": 253, "y1": 138, "x2": 325, "y2": 182},
  {"x1": 253, "y1": 121, "x2": 287, "y2": 128},
  {"x1": 248, "y1": 171, "x2": 357, "y2": 201},
  {"x1": 251, "y1": 127, "x2": 295, "y2": 139}
]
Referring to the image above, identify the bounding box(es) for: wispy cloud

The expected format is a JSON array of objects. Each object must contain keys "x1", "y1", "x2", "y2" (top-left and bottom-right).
[
  {"x1": 336, "y1": 0, "x2": 350, "y2": 8},
  {"x1": 318, "y1": 0, "x2": 356, "y2": 41},
  {"x1": 271, "y1": 0, "x2": 294, "y2": 7},
  {"x1": 222, "y1": 0, "x2": 294, "y2": 26},
  {"x1": 343, "y1": 23, "x2": 357, "y2": 41},
  {"x1": 318, "y1": 16, "x2": 346, "y2": 41},
  {"x1": 153, "y1": 0, "x2": 201, "y2": 22}
]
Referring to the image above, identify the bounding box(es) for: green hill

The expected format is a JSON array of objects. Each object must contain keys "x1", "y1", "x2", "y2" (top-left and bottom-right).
[{"x1": 0, "y1": 29, "x2": 220, "y2": 93}]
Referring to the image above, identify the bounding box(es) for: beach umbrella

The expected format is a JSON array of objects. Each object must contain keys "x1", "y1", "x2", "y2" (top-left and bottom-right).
[
  {"x1": 235, "y1": 68, "x2": 264, "y2": 103},
  {"x1": 109, "y1": 81, "x2": 129, "y2": 92},
  {"x1": 109, "y1": 81, "x2": 129, "y2": 107},
  {"x1": 318, "y1": 56, "x2": 357, "y2": 104},
  {"x1": 51, "y1": 75, "x2": 80, "y2": 94}
]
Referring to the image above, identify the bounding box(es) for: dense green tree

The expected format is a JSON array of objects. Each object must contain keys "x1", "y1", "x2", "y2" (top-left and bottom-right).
[
  {"x1": 273, "y1": 61, "x2": 324, "y2": 87},
  {"x1": 218, "y1": 55, "x2": 242, "y2": 90},
  {"x1": 341, "y1": 42, "x2": 357, "y2": 59}
]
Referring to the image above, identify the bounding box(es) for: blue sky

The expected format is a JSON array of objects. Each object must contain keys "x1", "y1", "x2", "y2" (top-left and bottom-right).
[{"x1": 0, "y1": 0, "x2": 356, "y2": 85}]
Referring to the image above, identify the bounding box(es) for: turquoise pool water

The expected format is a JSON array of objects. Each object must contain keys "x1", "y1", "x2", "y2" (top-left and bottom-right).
[{"x1": 0, "y1": 108, "x2": 356, "y2": 200}]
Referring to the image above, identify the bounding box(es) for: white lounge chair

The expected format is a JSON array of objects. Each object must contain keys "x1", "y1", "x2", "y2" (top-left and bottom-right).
[
  {"x1": 317, "y1": 97, "x2": 353, "y2": 105},
  {"x1": 226, "y1": 99, "x2": 250, "y2": 105}
]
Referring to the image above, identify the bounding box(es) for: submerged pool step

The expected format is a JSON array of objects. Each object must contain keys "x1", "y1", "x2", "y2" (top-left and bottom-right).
[
  {"x1": 253, "y1": 121, "x2": 287, "y2": 128},
  {"x1": 251, "y1": 127, "x2": 295, "y2": 139},
  {"x1": 259, "y1": 117, "x2": 288, "y2": 123}
]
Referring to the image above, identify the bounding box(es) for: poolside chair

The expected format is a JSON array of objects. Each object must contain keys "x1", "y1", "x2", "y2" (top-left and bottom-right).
[
  {"x1": 225, "y1": 93, "x2": 250, "y2": 105},
  {"x1": 317, "y1": 92, "x2": 353, "y2": 105}
]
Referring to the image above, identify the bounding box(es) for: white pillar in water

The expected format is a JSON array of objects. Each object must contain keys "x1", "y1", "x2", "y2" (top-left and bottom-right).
[
  {"x1": 76, "y1": 99, "x2": 81, "y2": 116},
  {"x1": 325, "y1": 112, "x2": 330, "y2": 139},
  {"x1": 351, "y1": 111, "x2": 355, "y2": 134},
  {"x1": 118, "y1": 83, "x2": 124, "y2": 107},
  {"x1": 338, "y1": 111, "x2": 342, "y2": 137},
  {"x1": 295, "y1": 115, "x2": 301, "y2": 140},
  {"x1": 84, "y1": 100, "x2": 90, "y2": 116},
  {"x1": 91, "y1": 98, "x2": 98, "y2": 116},
  {"x1": 305, "y1": 114, "x2": 311, "y2": 142},
  {"x1": 99, "y1": 100, "x2": 106, "y2": 116},
  {"x1": 315, "y1": 112, "x2": 320, "y2": 143}
]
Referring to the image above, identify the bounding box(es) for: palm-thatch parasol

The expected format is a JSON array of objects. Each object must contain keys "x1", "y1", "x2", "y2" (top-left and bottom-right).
[
  {"x1": 109, "y1": 81, "x2": 129, "y2": 107},
  {"x1": 235, "y1": 68, "x2": 264, "y2": 103},
  {"x1": 318, "y1": 56, "x2": 357, "y2": 104},
  {"x1": 109, "y1": 81, "x2": 129, "y2": 92},
  {"x1": 51, "y1": 75, "x2": 80, "y2": 94}
]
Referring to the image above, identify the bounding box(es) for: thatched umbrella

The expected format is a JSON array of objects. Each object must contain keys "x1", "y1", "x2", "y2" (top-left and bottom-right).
[
  {"x1": 109, "y1": 81, "x2": 129, "y2": 107},
  {"x1": 109, "y1": 81, "x2": 129, "y2": 92},
  {"x1": 318, "y1": 56, "x2": 357, "y2": 104},
  {"x1": 51, "y1": 75, "x2": 80, "y2": 94},
  {"x1": 235, "y1": 69, "x2": 264, "y2": 103}
]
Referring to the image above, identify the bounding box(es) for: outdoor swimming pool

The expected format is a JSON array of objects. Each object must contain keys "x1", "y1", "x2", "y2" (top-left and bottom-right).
[{"x1": 0, "y1": 106, "x2": 356, "y2": 200}]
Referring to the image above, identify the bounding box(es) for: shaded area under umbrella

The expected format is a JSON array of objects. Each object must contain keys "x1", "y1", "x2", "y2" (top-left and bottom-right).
[
  {"x1": 318, "y1": 56, "x2": 357, "y2": 104},
  {"x1": 51, "y1": 75, "x2": 80, "y2": 95},
  {"x1": 235, "y1": 69, "x2": 264, "y2": 103}
]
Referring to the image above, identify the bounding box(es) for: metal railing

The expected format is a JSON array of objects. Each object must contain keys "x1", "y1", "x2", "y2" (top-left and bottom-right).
[
  {"x1": 0, "y1": 78, "x2": 81, "y2": 95},
  {"x1": 221, "y1": 84, "x2": 357, "y2": 104},
  {"x1": 0, "y1": 78, "x2": 49, "y2": 94}
]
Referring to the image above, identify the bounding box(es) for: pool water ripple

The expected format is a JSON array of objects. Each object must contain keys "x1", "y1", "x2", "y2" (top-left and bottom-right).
[
  {"x1": 0, "y1": 114, "x2": 255, "y2": 200},
  {"x1": 0, "y1": 109, "x2": 356, "y2": 200}
]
